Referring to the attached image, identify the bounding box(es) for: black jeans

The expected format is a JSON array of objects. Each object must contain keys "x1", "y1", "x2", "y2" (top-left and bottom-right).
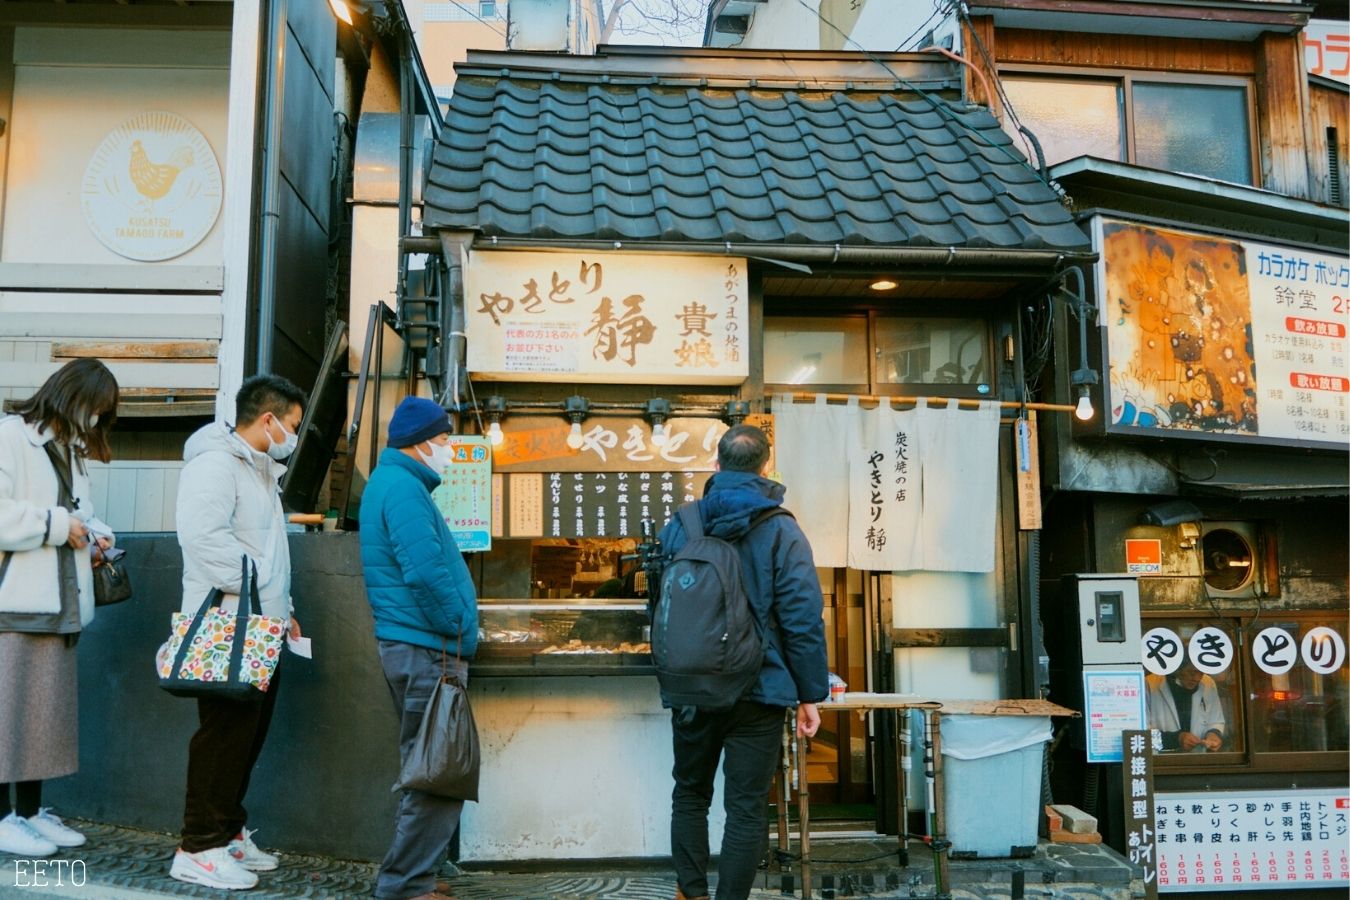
[
  {"x1": 670, "y1": 700, "x2": 786, "y2": 900},
  {"x1": 180, "y1": 671, "x2": 282, "y2": 853}
]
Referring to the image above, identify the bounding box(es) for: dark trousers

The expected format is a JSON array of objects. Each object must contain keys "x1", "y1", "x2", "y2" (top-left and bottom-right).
[
  {"x1": 671, "y1": 700, "x2": 786, "y2": 900},
  {"x1": 0, "y1": 781, "x2": 40, "y2": 819},
  {"x1": 181, "y1": 671, "x2": 282, "y2": 853},
  {"x1": 375, "y1": 640, "x2": 468, "y2": 900}
]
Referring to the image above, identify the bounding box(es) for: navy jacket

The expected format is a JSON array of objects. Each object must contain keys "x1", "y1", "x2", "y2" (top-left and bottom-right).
[
  {"x1": 657, "y1": 470, "x2": 829, "y2": 708},
  {"x1": 359, "y1": 448, "x2": 478, "y2": 655}
]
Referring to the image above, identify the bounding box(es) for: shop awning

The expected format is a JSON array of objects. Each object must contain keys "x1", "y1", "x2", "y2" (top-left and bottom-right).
[{"x1": 423, "y1": 48, "x2": 1091, "y2": 255}]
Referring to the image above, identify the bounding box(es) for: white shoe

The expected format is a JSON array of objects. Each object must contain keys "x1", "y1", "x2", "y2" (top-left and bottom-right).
[
  {"x1": 26, "y1": 808, "x2": 87, "y2": 848},
  {"x1": 228, "y1": 827, "x2": 279, "y2": 871},
  {"x1": 0, "y1": 813, "x2": 58, "y2": 857},
  {"x1": 169, "y1": 847, "x2": 259, "y2": 890}
]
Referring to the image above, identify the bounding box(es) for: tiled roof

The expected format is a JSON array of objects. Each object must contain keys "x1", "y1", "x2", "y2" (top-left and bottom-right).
[{"x1": 423, "y1": 68, "x2": 1090, "y2": 251}]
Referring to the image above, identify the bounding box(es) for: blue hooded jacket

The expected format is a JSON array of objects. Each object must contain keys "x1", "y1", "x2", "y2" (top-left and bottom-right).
[
  {"x1": 359, "y1": 448, "x2": 478, "y2": 655},
  {"x1": 657, "y1": 470, "x2": 829, "y2": 709}
]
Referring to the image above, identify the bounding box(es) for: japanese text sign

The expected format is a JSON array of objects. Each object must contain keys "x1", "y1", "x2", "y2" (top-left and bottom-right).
[
  {"x1": 430, "y1": 436, "x2": 493, "y2": 552},
  {"x1": 1096, "y1": 218, "x2": 1349, "y2": 449},
  {"x1": 465, "y1": 250, "x2": 749, "y2": 385},
  {"x1": 1154, "y1": 789, "x2": 1349, "y2": 892},
  {"x1": 1084, "y1": 668, "x2": 1147, "y2": 763},
  {"x1": 1122, "y1": 729, "x2": 1161, "y2": 898}
]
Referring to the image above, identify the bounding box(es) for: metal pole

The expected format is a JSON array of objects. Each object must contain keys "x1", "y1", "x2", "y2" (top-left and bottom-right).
[
  {"x1": 794, "y1": 730, "x2": 812, "y2": 900},
  {"x1": 895, "y1": 709, "x2": 910, "y2": 867},
  {"x1": 777, "y1": 713, "x2": 790, "y2": 875},
  {"x1": 931, "y1": 712, "x2": 950, "y2": 897}
]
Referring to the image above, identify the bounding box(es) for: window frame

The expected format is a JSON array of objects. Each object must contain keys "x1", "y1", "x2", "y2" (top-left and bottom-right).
[
  {"x1": 763, "y1": 301, "x2": 1000, "y2": 399},
  {"x1": 999, "y1": 65, "x2": 1261, "y2": 187},
  {"x1": 1142, "y1": 609, "x2": 1349, "y2": 775}
]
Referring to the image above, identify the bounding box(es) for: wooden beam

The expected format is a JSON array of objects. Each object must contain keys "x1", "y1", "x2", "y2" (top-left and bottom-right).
[
  {"x1": 964, "y1": 15, "x2": 1001, "y2": 116},
  {"x1": 1256, "y1": 31, "x2": 1313, "y2": 197},
  {"x1": 51, "y1": 340, "x2": 219, "y2": 360}
]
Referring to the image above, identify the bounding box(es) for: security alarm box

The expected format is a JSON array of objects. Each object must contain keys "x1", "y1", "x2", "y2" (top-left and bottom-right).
[{"x1": 1072, "y1": 574, "x2": 1142, "y2": 667}]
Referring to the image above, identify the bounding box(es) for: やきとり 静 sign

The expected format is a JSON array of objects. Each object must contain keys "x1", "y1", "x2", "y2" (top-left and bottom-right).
[{"x1": 465, "y1": 249, "x2": 748, "y2": 385}]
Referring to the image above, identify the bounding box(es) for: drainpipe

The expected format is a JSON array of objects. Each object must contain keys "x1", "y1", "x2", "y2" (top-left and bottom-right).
[
  {"x1": 254, "y1": 0, "x2": 287, "y2": 374},
  {"x1": 397, "y1": 29, "x2": 414, "y2": 340}
]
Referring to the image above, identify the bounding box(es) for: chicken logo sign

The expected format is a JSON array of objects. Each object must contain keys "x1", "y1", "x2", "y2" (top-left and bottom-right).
[{"x1": 81, "y1": 111, "x2": 223, "y2": 261}]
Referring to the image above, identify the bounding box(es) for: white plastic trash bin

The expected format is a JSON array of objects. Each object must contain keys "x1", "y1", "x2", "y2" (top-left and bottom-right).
[{"x1": 939, "y1": 714, "x2": 1052, "y2": 858}]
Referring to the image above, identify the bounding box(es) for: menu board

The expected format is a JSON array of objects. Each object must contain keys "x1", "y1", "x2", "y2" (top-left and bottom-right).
[
  {"x1": 1155, "y1": 789, "x2": 1349, "y2": 892},
  {"x1": 430, "y1": 437, "x2": 493, "y2": 552},
  {"x1": 502, "y1": 470, "x2": 710, "y2": 539}
]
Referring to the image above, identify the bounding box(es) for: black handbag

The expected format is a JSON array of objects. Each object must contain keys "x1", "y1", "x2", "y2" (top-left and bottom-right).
[
  {"x1": 44, "y1": 441, "x2": 131, "y2": 607},
  {"x1": 394, "y1": 636, "x2": 480, "y2": 801},
  {"x1": 92, "y1": 559, "x2": 133, "y2": 606}
]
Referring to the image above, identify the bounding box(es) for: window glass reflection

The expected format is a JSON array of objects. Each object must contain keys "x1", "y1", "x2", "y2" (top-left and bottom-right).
[
  {"x1": 1144, "y1": 621, "x2": 1243, "y2": 755},
  {"x1": 875, "y1": 318, "x2": 990, "y2": 385},
  {"x1": 1249, "y1": 621, "x2": 1349, "y2": 753},
  {"x1": 1133, "y1": 82, "x2": 1252, "y2": 185},
  {"x1": 764, "y1": 316, "x2": 868, "y2": 386}
]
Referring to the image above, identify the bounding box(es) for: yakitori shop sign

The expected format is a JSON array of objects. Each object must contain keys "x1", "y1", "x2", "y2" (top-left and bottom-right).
[
  {"x1": 1096, "y1": 218, "x2": 1349, "y2": 449},
  {"x1": 465, "y1": 249, "x2": 748, "y2": 384}
]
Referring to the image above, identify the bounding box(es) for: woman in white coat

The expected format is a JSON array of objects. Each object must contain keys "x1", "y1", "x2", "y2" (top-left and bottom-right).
[{"x1": 0, "y1": 358, "x2": 118, "y2": 856}]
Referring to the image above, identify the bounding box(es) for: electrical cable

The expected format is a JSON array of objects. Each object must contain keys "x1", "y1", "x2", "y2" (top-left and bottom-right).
[
  {"x1": 790, "y1": 0, "x2": 1056, "y2": 189},
  {"x1": 446, "y1": 0, "x2": 508, "y2": 40},
  {"x1": 956, "y1": 2, "x2": 1042, "y2": 171},
  {"x1": 893, "y1": 0, "x2": 952, "y2": 52}
]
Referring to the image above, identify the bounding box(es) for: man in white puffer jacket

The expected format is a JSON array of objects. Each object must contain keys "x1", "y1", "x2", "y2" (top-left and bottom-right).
[{"x1": 169, "y1": 375, "x2": 305, "y2": 891}]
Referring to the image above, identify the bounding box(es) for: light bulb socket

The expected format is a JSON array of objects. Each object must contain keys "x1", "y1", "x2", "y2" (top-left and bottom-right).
[
  {"x1": 643, "y1": 397, "x2": 671, "y2": 425},
  {"x1": 1070, "y1": 367, "x2": 1100, "y2": 388},
  {"x1": 564, "y1": 395, "x2": 591, "y2": 425},
  {"x1": 722, "y1": 400, "x2": 751, "y2": 426}
]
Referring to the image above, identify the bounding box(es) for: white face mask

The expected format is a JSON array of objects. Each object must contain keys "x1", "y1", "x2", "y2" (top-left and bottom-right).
[
  {"x1": 416, "y1": 440, "x2": 454, "y2": 474},
  {"x1": 267, "y1": 416, "x2": 299, "y2": 460},
  {"x1": 84, "y1": 412, "x2": 100, "y2": 429}
]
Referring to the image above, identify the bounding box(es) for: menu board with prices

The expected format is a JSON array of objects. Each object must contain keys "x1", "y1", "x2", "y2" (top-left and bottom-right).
[
  {"x1": 1155, "y1": 789, "x2": 1349, "y2": 892},
  {"x1": 430, "y1": 437, "x2": 493, "y2": 552},
  {"x1": 511, "y1": 470, "x2": 710, "y2": 539}
]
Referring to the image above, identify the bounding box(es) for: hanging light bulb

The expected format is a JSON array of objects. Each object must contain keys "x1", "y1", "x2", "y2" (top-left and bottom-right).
[
  {"x1": 563, "y1": 395, "x2": 591, "y2": 452},
  {"x1": 483, "y1": 395, "x2": 508, "y2": 448},
  {"x1": 644, "y1": 398, "x2": 672, "y2": 448},
  {"x1": 1074, "y1": 386, "x2": 1095, "y2": 422}
]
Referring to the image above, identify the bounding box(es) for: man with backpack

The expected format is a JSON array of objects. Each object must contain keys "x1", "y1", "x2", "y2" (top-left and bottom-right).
[{"x1": 652, "y1": 424, "x2": 828, "y2": 900}]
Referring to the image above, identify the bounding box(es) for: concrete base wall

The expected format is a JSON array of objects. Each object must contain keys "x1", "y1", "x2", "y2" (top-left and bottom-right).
[{"x1": 47, "y1": 532, "x2": 403, "y2": 861}]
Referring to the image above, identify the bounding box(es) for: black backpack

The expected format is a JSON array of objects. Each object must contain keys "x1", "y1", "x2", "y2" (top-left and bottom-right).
[{"x1": 652, "y1": 503, "x2": 789, "y2": 711}]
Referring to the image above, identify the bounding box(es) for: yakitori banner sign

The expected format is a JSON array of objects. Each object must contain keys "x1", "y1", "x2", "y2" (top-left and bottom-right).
[
  {"x1": 465, "y1": 249, "x2": 748, "y2": 385},
  {"x1": 1096, "y1": 218, "x2": 1348, "y2": 449}
]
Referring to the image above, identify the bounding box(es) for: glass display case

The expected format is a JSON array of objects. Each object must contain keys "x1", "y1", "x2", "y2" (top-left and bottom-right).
[{"x1": 475, "y1": 599, "x2": 653, "y2": 676}]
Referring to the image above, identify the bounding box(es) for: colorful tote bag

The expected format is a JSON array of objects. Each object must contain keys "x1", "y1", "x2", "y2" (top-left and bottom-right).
[{"x1": 157, "y1": 556, "x2": 286, "y2": 700}]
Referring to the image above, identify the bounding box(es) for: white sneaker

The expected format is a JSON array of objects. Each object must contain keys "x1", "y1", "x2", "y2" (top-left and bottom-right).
[
  {"x1": 169, "y1": 847, "x2": 259, "y2": 890},
  {"x1": 26, "y1": 808, "x2": 87, "y2": 848},
  {"x1": 228, "y1": 827, "x2": 279, "y2": 871},
  {"x1": 0, "y1": 813, "x2": 58, "y2": 857}
]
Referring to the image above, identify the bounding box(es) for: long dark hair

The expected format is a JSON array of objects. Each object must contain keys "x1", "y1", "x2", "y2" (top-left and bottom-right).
[{"x1": 12, "y1": 359, "x2": 119, "y2": 463}]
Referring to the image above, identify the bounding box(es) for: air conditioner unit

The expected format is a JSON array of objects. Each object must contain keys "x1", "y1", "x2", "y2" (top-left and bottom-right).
[{"x1": 1200, "y1": 521, "x2": 1272, "y2": 601}]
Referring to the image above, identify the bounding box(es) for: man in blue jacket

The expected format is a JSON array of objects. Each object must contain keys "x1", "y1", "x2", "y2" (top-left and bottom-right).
[
  {"x1": 359, "y1": 396, "x2": 478, "y2": 900},
  {"x1": 657, "y1": 424, "x2": 828, "y2": 900}
]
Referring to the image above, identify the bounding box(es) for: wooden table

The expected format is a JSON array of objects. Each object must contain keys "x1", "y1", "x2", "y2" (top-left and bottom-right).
[{"x1": 776, "y1": 694, "x2": 1076, "y2": 899}]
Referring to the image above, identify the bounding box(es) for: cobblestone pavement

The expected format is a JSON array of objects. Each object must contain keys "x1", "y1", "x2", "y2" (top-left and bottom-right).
[{"x1": 0, "y1": 820, "x2": 1141, "y2": 899}]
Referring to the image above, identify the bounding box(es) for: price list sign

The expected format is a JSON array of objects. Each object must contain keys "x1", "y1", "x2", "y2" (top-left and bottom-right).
[
  {"x1": 430, "y1": 437, "x2": 493, "y2": 552},
  {"x1": 1155, "y1": 788, "x2": 1349, "y2": 892},
  {"x1": 529, "y1": 470, "x2": 709, "y2": 539}
]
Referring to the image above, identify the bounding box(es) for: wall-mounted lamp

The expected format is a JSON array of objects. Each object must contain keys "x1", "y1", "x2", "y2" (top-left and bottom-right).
[
  {"x1": 564, "y1": 395, "x2": 590, "y2": 450},
  {"x1": 723, "y1": 400, "x2": 751, "y2": 426},
  {"x1": 644, "y1": 398, "x2": 672, "y2": 447},
  {"x1": 1139, "y1": 499, "x2": 1203, "y2": 527},
  {"x1": 483, "y1": 395, "x2": 507, "y2": 447},
  {"x1": 1061, "y1": 266, "x2": 1099, "y2": 422}
]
